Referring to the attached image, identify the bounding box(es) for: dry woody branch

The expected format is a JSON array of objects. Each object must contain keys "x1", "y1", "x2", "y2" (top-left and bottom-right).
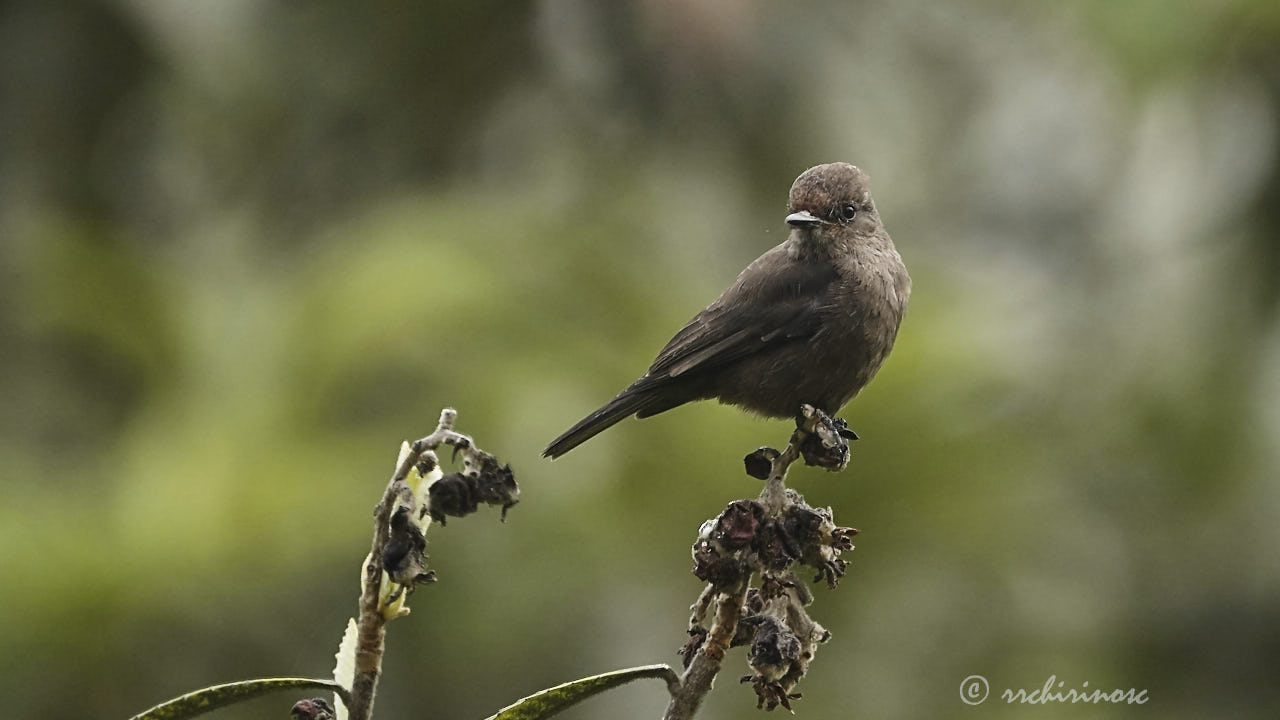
[
  {"x1": 346, "y1": 408, "x2": 519, "y2": 720},
  {"x1": 664, "y1": 405, "x2": 858, "y2": 718}
]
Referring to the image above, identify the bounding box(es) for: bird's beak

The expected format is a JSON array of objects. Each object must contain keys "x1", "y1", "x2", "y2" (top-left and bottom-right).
[{"x1": 785, "y1": 210, "x2": 823, "y2": 228}]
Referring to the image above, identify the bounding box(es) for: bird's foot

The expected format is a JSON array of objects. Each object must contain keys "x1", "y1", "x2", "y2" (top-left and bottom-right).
[
  {"x1": 795, "y1": 406, "x2": 852, "y2": 471},
  {"x1": 831, "y1": 417, "x2": 858, "y2": 441}
]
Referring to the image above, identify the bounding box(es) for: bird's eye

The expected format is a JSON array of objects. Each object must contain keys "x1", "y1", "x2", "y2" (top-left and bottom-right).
[{"x1": 840, "y1": 204, "x2": 857, "y2": 221}]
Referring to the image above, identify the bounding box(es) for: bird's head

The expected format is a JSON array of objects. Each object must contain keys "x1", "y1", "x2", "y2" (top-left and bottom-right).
[{"x1": 784, "y1": 163, "x2": 879, "y2": 243}]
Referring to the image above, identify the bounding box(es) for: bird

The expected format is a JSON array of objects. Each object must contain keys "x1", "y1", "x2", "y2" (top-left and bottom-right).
[{"x1": 543, "y1": 162, "x2": 910, "y2": 459}]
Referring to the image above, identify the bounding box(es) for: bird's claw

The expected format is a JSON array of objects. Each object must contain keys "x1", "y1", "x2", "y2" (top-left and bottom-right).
[{"x1": 832, "y1": 417, "x2": 858, "y2": 440}]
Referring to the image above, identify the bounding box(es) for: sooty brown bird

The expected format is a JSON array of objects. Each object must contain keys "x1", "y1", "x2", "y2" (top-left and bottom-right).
[{"x1": 543, "y1": 162, "x2": 910, "y2": 459}]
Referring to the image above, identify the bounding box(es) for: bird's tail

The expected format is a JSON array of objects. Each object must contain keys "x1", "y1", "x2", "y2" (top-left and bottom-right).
[{"x1": 542, "y1": 387, "x2": 657, "y2": 459}]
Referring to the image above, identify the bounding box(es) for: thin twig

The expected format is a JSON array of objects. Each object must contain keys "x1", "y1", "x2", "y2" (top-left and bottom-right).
[
  {"x1": 348, "y1": 408, "x2": 477, "y2": 720},
  {"x1": 758, "y1": 406, "x2": 822, "y2": 515}
]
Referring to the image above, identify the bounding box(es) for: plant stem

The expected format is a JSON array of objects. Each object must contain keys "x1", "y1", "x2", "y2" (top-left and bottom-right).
[{"x1": 661, "y1": 580, "x2": 748, "y2": 720}]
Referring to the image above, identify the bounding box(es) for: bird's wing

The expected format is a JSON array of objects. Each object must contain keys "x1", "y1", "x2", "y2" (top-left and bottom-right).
[{"x1": 645, "y1": 246, "x2": 838, "y2": 381}]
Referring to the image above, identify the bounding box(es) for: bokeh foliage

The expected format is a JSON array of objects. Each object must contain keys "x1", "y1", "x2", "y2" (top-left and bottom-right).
[{"x1": 2, "y1": 1, "x2": 1279, "y2": 719}]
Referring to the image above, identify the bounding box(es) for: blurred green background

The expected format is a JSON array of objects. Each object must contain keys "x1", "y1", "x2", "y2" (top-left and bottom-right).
[{"x1": 3, "y1": 1, "x2": 1279, "y2": 718}]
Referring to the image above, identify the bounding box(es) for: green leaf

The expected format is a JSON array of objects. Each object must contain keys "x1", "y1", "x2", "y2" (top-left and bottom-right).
[
  {"x1": 484, "y1": 664, "x2": 679, "y2": 720},
  {"x1": 127, "y1": 677, "x2": 351, "y2": 720}
]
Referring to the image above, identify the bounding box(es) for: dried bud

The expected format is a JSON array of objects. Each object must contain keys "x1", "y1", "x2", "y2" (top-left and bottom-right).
[
  {"x1": 780, "y1": 504, "x2": 825, "y2": 549},
  {"x1": 801, "y1": 507, "x2": 856, "y2": 588},
  {"x1": 752, "y1": 521, "x2": 797, "y2": 574},
  {"x1": 384, "y1": 506, "x2": 432, "y2": 586},
  {"x1": 474, "y1": 455, "x2": 520, "y2": 520},
  {"x1": 744, "y1": 615, "x2": 803, "y2": 680},
  {"x1": 739, "y1": 614, "x2": 805, "y2": 712},
  {"x1": 716, "y1": 500, "x2": 764, "y2": 550},
  {"x1": 678, "y1": 627, "x2": 708, "y2": 669},
  {"x1": 290, "y1": 697, "x2": 336, "y2": 720},
  {"x1": 692, "y1": 538, "x2": 749, "y2": 588},
  {"x1": 427, "y1": 460, "x2": 520, "y2": 523},
  {"x1": 427, "y1": 473, "x2": 477, "y2": 524},
  {"x1": 743, "y1": 447, "x2": 780, "y2": 480},
  {"x1": 760, "y1": 497, "x2": 858, "y2": 589}
]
